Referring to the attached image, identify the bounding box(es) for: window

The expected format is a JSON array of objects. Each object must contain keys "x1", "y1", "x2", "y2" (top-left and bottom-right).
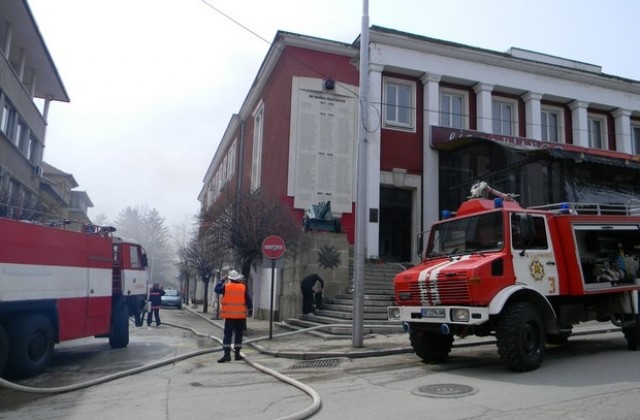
[
  {"x1": 28, "y1": 135, "x2": 39, "y2": 163},
  {"x1": 632, "y1": 124, "x2": 640, "y2": 155},
  {"x1": 511, "y1": 214, "x2": 548, "y2": 250},
  {"x1": 227, "y1": 140, "x2": 236, "y2": 180},
  {"x1": 251, "y1": 103, "x2": 264, "y2": 191},
  {"x1": 16, "y1": 121, "x2": 28, "y2": 152},
  {"x1": 492, "y1": 99, "x2": 516, "y2": 135},
  {"x1": 1, "y1": 102, "x2": 16, "y2": 137},
  {"x1": 129, "y1": 246, "x2": 141, "y2": 269},
  {"x1": 383, "y1": 77, "x2": 415, "y2": 130},
  {"x1": 440, "y1": 90, "x2": 466, "y2": 129},
  {"x1": 588, "y1": 116, "x2": 605, "y2": 149},
  {"x1": 541, "y1": 107, "x2": 562, "y2": 142}
]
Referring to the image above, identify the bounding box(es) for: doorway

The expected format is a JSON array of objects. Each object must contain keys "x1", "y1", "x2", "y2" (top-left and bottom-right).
[{"x1": 379, "y1": 187, "x2": 412, "y2": 262}]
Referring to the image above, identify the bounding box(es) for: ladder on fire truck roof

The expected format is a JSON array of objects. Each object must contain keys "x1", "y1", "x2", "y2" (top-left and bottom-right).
[{"x1": 529, "y1": 198, "x2": 640, "y2": 216}]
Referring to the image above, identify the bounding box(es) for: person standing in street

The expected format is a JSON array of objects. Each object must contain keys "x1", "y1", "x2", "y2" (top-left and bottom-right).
[
  {"x1": 215, "y1": 270, "x2": 253, "y2": 363},
  {"x1": 300, "y1": 273, "x2": 324, "y2": 316},
  {"x1": 147, "y1": 283, "x2": 165, "y2": 326}
]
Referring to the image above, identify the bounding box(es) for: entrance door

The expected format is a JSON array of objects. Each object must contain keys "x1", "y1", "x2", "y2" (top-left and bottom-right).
[{"x1": 379, "y1": 187, "x2": 412, "y2": 262}]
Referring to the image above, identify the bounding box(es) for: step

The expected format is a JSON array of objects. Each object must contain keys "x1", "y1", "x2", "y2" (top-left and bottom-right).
[
  {"x1": 283, "y1": 317, "x2": 405, "y2": 335},
  {"x1": 328, "y1": 298, "x2": 392, "y2": 307},
  {"x1": 316, "y1": 308, "x2": 390, "y2": 321},
  {"x1": 322, "y1": 303, "x2": 389, "y2": 313},
  {"x1": 335, "y1": 293, "x2": 394, "y2": 301}
]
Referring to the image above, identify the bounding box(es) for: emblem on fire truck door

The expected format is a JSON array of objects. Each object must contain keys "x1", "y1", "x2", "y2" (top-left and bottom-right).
[{"x1": 529, "y1": 259, "x2": 545, "y2": 282}]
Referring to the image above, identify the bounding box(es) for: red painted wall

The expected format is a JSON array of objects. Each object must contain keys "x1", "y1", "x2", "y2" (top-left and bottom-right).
[
  {"x1": 237, "y1": 45, "x2": 359, "y2": 240},
  {"x1": 379, "y1": 74, "x2": 423, "y2": 173}
]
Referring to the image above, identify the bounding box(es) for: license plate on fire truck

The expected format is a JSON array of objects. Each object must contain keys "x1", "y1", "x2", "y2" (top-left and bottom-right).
[{"x1": 421, "y1": 308, "x2": 446, "y2": 318}]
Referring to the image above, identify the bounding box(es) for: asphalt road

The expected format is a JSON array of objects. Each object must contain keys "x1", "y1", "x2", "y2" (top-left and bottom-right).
[{"x1": 1, "y1": 308, "x2": 639, "y2": 420}]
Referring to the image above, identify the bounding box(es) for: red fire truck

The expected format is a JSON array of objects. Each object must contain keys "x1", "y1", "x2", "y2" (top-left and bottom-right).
[
  {"x1": 0, "y1": 217, "x2": 150, "y2": 378},
  {"x1": 388, "y1": 182, "x2": 640, "y2": 371}
]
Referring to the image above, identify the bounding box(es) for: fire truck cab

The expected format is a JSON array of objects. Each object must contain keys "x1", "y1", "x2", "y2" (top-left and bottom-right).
[
  {"x1": 0, "y1": 217, "x2": 150, "y2": 378},
  {"x1": 388, "y1": 182, "x2": 640, "y2": 371}
]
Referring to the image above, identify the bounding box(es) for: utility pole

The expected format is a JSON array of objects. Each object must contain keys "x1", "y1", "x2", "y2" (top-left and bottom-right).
[{"x1": 353, "y1": 0, "x2": 369, "y2": 348}]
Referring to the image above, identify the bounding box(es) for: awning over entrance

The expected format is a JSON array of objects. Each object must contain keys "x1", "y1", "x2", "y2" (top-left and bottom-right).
[{"x1": 431, "y1": 126, "x2": 640, "y2": 171}]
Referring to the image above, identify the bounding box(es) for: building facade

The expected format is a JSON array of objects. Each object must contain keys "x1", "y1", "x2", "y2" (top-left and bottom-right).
[
  {"x1": 0, "y1": 1, "x2": 91, "y2": 223},
  {"x1": 199, "y1": 27, "x2": 640, "y2": 318}
]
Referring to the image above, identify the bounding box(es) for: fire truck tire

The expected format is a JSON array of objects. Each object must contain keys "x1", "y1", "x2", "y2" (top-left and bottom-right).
[
  {"x1": 0, "y1": 324, "x2": 8, "y2": 377},
  {"x1": 109, "y1": 303, "x2": 129, "y2": 349},
  {"x1": 496, "y1": 301, "x2": 545, "y2": 372},
  {"x1": 409, "y1": 328, "x2": 453, "y2": 362},
  {"x1": 622, "y1": 316, "x2": 640, "y2": 351},
  {"x1": 3, "y1": 314, "x2": 54, "y2": 378}
]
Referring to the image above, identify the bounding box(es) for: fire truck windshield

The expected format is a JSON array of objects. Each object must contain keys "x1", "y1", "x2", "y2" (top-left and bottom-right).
[{"x1": 427, "y1": 211, "x2": 504, "y2": 257}]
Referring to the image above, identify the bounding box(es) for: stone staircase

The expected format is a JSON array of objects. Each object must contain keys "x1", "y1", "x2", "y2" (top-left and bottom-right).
[{"x1": 282, "y1": 262, "x2": 410, "y2": 336}]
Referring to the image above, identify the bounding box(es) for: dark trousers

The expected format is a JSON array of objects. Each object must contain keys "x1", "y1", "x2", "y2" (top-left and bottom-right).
[
  {"x1": 301, "y1": 284, "x2": 314, "y2": 314},
  {"x1": 222, "y1": 318, "x2": 245, "y2": 350},
  {"x1": 147, "y1": 307, "x2": 161, "y2": 325}
]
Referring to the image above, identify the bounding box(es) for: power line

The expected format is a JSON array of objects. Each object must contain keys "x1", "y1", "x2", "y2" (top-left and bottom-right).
[{"x1": 199, "y1": 1, "x2": 640, "y2": 150}]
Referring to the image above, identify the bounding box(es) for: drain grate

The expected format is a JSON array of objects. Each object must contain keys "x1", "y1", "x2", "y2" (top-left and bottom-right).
[
  {"x1": 412, "y1": 383, "x2": 478, "y2": 398},
  {"x1": 289, "y1": 358, "x2": 340, "y2": 369}
]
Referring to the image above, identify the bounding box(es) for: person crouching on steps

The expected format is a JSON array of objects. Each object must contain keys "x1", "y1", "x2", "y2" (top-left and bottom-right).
[{"x1": 215, "y1": 270, "x2": 253, "y2": 363}]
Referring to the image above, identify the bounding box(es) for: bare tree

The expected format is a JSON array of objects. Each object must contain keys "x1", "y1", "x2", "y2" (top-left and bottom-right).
[
  {"x1": 182, "y1": 231, "x2": 226, "y2": 313},
  {"x1": 200, "y1": 188, "x2": 302, "y2": 280}
]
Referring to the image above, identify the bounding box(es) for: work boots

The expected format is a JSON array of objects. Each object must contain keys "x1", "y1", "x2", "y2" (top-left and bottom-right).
[
  {"x1": 235, "y1": 349, "x2": 244, "y2": 361},
  {"x1": 217, "y1": 349, "x2": 231, "y2": 363}
]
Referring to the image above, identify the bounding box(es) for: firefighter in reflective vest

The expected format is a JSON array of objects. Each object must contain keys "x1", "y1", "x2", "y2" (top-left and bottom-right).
[{"x1": 214, "y1": 269, "x2": 253, "y2": 363}]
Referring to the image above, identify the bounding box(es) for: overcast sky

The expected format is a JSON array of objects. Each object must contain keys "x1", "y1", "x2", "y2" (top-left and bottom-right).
[{"x1": 28, "y1": 0, "x2": 640, "y2": 228}]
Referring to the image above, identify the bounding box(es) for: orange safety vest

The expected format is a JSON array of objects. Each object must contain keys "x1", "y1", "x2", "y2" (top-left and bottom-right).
[{"x1": 220, "y1": 282, "x2": 248, "y2": 319}]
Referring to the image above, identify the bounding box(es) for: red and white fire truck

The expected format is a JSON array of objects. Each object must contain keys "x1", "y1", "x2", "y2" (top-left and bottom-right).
[
  {"x1": 0, "y1": 217, "x2": 150, "y2": 378},
  {"x1": 388, "y1": 182, "x2": 640, "y2": 371}
]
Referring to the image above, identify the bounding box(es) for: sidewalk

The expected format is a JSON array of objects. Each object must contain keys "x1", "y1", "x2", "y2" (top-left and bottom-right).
[{"x1": 184, "y1": 306, "x2": 623, "y2": 360}]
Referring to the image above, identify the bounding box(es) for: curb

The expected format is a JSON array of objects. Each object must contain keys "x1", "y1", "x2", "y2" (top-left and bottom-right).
[{"x1": 183, "y1": 306, "x2": 624, "y2": 360}]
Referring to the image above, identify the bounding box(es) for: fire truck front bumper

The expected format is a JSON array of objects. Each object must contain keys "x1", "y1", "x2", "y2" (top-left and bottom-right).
[{"x1": 388, "y1": 305, "x2": 490, "y2": 326}]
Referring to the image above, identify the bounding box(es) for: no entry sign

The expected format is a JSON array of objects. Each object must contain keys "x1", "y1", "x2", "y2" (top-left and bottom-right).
[{"x1": 262, "y1": 235, "x2": 286, "y2": 260}]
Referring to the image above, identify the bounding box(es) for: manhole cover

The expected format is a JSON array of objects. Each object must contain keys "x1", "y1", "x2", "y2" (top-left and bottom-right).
[
  {"x1": 289, "y1": 359, "x2": 340, "y2": 369},
  {"x1": 412, "y1": 383, "x2": 478, "y2": 398}
]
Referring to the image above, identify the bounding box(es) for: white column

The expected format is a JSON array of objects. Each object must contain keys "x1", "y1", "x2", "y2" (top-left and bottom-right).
[
  {"x1": 421, "y1": 73, "x2": 441, "y2": 230},
  {"x1": 569, "y1": 100, "x2": 589, "y2": 147},
  {"x1": 522, "y1": 92, "x2": 542, "y2": 140},
  {"x1": 474, "y1": 83, "x2": 494, "y2": 133},
  {"x1": 365, "y1": 63, "x2": 384, "y2": 259},
  {"x1": 612, "y1": 108, "x2": 631, "y2": 154}
]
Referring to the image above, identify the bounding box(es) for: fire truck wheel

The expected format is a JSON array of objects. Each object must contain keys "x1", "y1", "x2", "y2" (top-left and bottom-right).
[
  {"x1": 496, "y1": 301, "x2": 545, "y2": 372},
  {"x1": 622, "y1": 316, "x2": 640, "y2": 351},
  {"x1": 0, "y1": 324, "x2": 8, "y2": 377},
  {"x1": 3, "y1": 314, "x2": 54, "y2": 378},
  {"x1": 409, "y1": 328, "x2": 453, "y2": 363},
  {"x1": 109, "y1": 303, "x2": 130, "y2": 349}
]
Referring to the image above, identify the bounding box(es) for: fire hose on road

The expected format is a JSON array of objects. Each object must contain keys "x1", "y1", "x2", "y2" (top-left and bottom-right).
[{"x1": 1, "y1": 319, "x2": 396, "y2": 420}]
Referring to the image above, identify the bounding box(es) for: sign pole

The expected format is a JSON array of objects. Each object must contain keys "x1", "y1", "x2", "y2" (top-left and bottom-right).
[
  {"x1": 261, "y1": 235, "x2": 286, "y2": 340},
  {"x1": 269, "y1": 258, "x2": 275, "y2": 339}
]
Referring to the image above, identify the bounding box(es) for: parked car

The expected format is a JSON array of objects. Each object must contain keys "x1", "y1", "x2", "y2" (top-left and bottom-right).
[{"x1": 161, "y1": 289, "x2": 183, "y2": 309}]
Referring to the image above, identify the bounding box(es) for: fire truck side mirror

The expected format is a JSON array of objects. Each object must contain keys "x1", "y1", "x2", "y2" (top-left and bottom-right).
[
  {"x1": 141, "y1": 254, "x2": 149, "y2": 268},
  {"x1": 417, "y1": 232, "x2": 425, "y2": 257}
]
